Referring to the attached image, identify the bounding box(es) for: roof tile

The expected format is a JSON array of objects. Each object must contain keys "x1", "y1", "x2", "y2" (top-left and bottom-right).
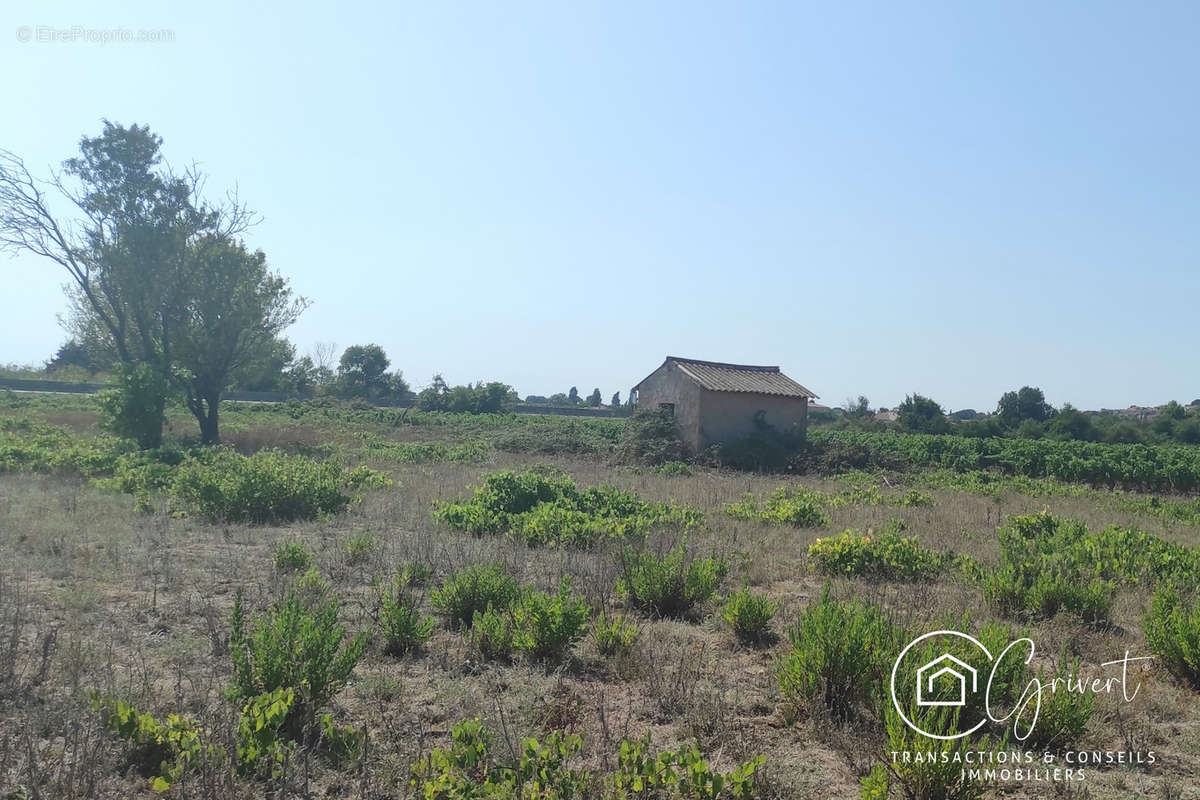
[{"x1": 666, "y1": 356, "x2": 817, "y2": 399}]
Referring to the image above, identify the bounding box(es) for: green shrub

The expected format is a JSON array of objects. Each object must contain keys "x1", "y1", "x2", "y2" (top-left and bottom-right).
[
  {"x1": 1024, "y1": 655, "x2": 1094, "y2": 749},
  {"x1": 364, "y1": 438, "x2": 491, "y2": 464},
  {"x1": 92, "y1": 687, "x2": 302, "y2": 787},
  {"x1": 470, "y1": 608, "x2": 516, "y2": 662},
  {"x1": 808, "y1": 428, "x2": 1200, "y2": 492},
  {"x1": 808, "y1": 528, "x2": 951, "y2": 581},
  {"x1": 0, "y1": 417, "x2": 123, "y2": 477},
  {"x1": 974, "y1": 512, "x2": 1180, "y2": 623},
  {"x1": 380, "y1": 579, "x2": 434, "y2": 656},
  {"x1": 431, "y1": 563, "x2": 522, "y2": 629},
  {"x1": 1145, "y1": 587, "x2": 1200, "y2": 688},
  {"x1": 888, "y1": 619, "x2": 1029, "y2": 740},
  {"x1": 228, "y1": 589, "x2": 368, "y2": 733},
  {"x1": 983, "y1": 566, "x2": 1113, "y2": 623},
  {"x1": 654, "y1": 460, "x2": 693, "y2": 477},
  {"x1": 722, "y1": 588, "x2": 776, "y2": 646},
  {"x1": 90, "y1": 691, "x2": 214, "y2": 791},
  {"x1": 610, "y1": 734, "x2": 764, "y2": 799},
  {"x1": 593, "y1": 615, "x2": 640, "y2": 658},
  {"x1": 318, "y1": 713, "x2": 367, "y2": 768},
  {"x1": 511, "y1": 579, "x2": 591, "y2": 662},
  {"x1": 96, "y1": 447, "x2": 186, "y2": 494},
  {"x1": 879, "y1": 706, "x2": 989, "y2": 800},
  {"x1": 615, "y1": 409, "x2": 688, "y2": 466},
  {"x1": 273, "y1": 539, "x2": 313, "y2": 573},
  {"x1": 235, "y1": 688, "x2": 295, "y2": 779},
  {"x1": 294, "y1": 568, "x2": 333, "y2": 604},
  {"x1": 409, "y1": 719, "x2": 590, "y2": 798},
  {"x1": 616, "y1": 546, "x2": 728, "y2": 620},
  {"x1": 434, "y1": 469, "x2": 701, "y2": 548},
  {"x1": 343, "y1": 534, "x2": 376, "y2": 565},
  {"x1": 898, "y1": 488, "x2": 934, "y2": 507},
  {"x1": 399, "y1": 560, "x2": 433, "y2": 588},
  {"x1": 725, "y1": 487, "x2": 829, "y2": 527},
  {"x1": 172, "y1": 449, "x2": 377, "y2": 523},
  {"x1": 459, "y1": 578, "x2": 590, "y2": 664},
  {"x1": 859, "y1": 765, "x2": 890, "y2": 800},
  {"x1": 777, "y1": 589, "x2": 899, "y2": 722},
  {"x1": 95, "y1": 363, "x2": 169, "y2": 450}
]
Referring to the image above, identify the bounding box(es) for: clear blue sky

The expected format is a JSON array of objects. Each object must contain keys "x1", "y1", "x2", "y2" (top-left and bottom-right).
[{"x1": 3, "y1": 1, "x2": 1198, "y2": 411}]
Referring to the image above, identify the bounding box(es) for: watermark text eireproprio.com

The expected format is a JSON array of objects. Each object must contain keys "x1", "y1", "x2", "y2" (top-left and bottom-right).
[{"x1": 15, "y1": 26, "x2": 175, "y2": 44}]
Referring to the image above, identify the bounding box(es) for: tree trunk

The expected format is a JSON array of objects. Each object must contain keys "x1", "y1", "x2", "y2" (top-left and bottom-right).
[
  {"x1": 187, "y1": 385, "x2": 222, "y2": 445},
  {"x1": 199, "y1": 392, "x2": 220, "y2": 445}
]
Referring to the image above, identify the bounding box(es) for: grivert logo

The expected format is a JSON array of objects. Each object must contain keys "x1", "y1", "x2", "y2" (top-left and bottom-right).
[{"x1": 890, "y1": 630, "x2": 1152, "y2": 741}]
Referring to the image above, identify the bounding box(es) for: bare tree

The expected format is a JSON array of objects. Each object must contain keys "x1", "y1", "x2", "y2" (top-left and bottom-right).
[{"x1": 311, "y1": 341, "x2": 337, "y2": 373}]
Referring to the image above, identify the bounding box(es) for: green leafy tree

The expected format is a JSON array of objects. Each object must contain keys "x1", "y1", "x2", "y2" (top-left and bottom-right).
[
  {"x1": 0, "y1": 122, "x2": 304, "y2": 446},
  {"x1": 336, "y1": 344, "x2": 390, "y2": 398},
  {"x1": 233, "y1": 337, "x2": 296, "y2": 392},
  {"x1": 897, "y1": 393, "x2": 949, "y2": 434},
  {"x1": 47, "y1": 339, "x2": 104, "y2": 374},
  {"x1": 611, "y1": 391, "x2": 621, "y2": 408},
  {"x1": 996, "y1": 386, "x2": 1056, "y2": 428},
  {"x1": 587, "y1": 388, "x2": 602, "y2": 407},
  {"x1": 419, "y1": 379, "x2": 517, "y2": 413},
  {"x1": 1048, "y1": 403, "x2": 1098, "y2": 441},
  {"x1": 171, "y1": 239, "x2": 305, "y2": 442},
  {"x1": 567, "y1": 386, "x2": 580, "y2": 405}
]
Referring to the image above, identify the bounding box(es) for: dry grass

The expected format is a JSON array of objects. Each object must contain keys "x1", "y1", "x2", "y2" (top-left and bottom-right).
[{"x1": 2, "y1": 434, "x2": 1200, "y2": 797}]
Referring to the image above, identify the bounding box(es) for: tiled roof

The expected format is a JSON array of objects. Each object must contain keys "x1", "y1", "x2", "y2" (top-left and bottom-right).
[{"x1": 643, "y1": 356, "x2": 818, "y2": 399}]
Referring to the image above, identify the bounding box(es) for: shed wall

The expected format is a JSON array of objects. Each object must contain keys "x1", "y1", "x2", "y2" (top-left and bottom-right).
[
  {"x1": 697, "y1": 389, "x2": 809, "y2": 448},
  {"x1": 631, "y1": 362, "x2": 703, "y2": 451}
]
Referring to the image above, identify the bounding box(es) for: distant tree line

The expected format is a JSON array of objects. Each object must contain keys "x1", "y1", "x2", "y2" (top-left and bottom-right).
[
  {"x1": 821, "y1": 387, "x2": 1200, "y2": 445},
  {"x1": 523, "y1": 386, "x2": 627, "y2": 410}
]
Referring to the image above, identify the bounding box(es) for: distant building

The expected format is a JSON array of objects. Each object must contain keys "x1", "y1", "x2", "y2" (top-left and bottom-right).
[
  {"x1": 874, "y1": 409, "x2": 899, "y2": 423},
  {"x1": 630, "y1": 356, "x2": 817, "y2": 452},
  {"x1": 1119, "y1": 405, "x2": 1161, "y2": 420}
]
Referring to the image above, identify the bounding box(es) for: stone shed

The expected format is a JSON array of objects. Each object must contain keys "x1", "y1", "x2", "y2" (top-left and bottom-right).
[{"x1": 629, "y1": 356, "x2": 818, "y2": 453}]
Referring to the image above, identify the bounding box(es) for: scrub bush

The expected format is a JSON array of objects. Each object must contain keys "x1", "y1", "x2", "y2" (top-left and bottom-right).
[
  {"x1": 777, "y1": 589, "x2": 899, "y2": 722},
  {"x1": 1145, "y1": 587, "x2": 1200, "y2": 688},
  {"x1": 808, "y1": 528, "x2": 952, "y2": 581},
  {"x1": 431, "y1": 563, "x2": 522, "y2": 630},
  {"x1": 616, "y1": 545, "x2": 728, "y2": 620},
  {"x1": 408, "y1": 719, "x2": 590, "y2": 798},
  {"x1": 610, "y1": 734, "x2": 765, "y2": 799},
  {"x1": 724, "y1": 487, "x2": 828, "y2": 527},
  {"x1": 721, "y1": 587, "x2": 776, "y2": 646},
  {"x1": 434, "y1": 469, "x2": 700, "y2": 547},
  {"x1": 511, "y1": 578, "x2": 591, "y2": 662},
  {"x1": 379, "y1": 579, "x2": 434, "y2": 656},
  {"x1": 593, "y1": 615, "x2": 640, "y2": 658},
  {"x1": 172, "y1": 448, "x2": 387, "y2": 523},
  {"x1": 228, "y1": 589, "x2": 368, "y2": 734}
]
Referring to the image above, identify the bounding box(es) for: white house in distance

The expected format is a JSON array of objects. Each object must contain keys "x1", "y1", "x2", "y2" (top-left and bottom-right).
[{"x1": 630, "y1": 356, "x2": 818, "y2": 453}]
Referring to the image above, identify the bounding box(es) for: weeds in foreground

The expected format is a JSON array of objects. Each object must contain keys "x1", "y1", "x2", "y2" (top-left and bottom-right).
[{"x1": 228, "y1": 589, "x2": 368, "y2": 735}]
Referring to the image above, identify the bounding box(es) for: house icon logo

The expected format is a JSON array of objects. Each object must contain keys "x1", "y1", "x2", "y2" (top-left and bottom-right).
[
  {"x1": 915, "y1": 653, "x2": 978, "y2": 707},
  {"x1": 890, "y1": 629, "x2": 994, "y2": 741}
]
